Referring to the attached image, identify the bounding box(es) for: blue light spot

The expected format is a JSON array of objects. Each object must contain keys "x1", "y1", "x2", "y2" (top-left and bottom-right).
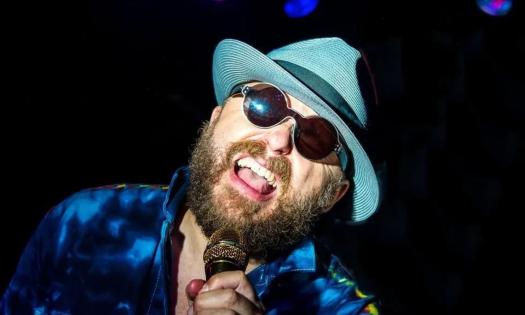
[
  {"x1": 51, "y1": 290, "x2": 62, "y2": 301},
  {"x1": 127, "y1": 238, "x2": 156, "y2": 265},
  {"x1": 319, "y1": 287, "x2": 339, "y2": 306},
  {"x1": 119, "y1": 190, "x2": 136, "y2": 209},
  {"x1": 284, "y1": 0, "x2": 319, "y2": 18},
  {"x1": 253, "y1": 102, "x2": 266, "y2": 113},
  {"x1": 63, "y1": 195, "x2": 101, "y2": 224},
  {"x1": 140, "y1": 189, "x2": 158, "y2": 204},
  {"x1": 57, "y1": 225, "x2": 68, "y2": 248},
  {"x1": 477, "y1": 0, "x2": 512, "y2": 16},
  {"x1": 34, "y1": 306, "x2": 45, "y2": 315},
  {"x1": 77, "y1": 206, "x2": 98, "y2": 223},
  {"x1": 108, "y1": 219, "x2": 125, "y2": 237},
  {"x1": 116, "y1": 302, "x2": 131, "y2": 311}
]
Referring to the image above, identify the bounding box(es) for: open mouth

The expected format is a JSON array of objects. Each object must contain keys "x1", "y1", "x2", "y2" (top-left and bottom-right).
[{"x1": 230, "y1": 156, "x2": 278, "y2": 201}]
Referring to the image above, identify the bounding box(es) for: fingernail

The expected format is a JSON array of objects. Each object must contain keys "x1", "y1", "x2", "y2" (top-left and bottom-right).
[{"x1": 200, "y1": 284, "x2": 209, "y2": 292}]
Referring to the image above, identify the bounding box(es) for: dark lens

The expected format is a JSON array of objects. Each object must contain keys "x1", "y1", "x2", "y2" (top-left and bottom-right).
[
  {"x1": 243, "y1": 84, "x2": 288, "y2": 127},
  {"x1": 294, "y1": 117, "x2": 338, "y2": 160}
]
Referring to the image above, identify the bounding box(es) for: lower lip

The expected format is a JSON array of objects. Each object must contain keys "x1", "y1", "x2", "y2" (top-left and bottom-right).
[{"x1": 229, "y1": 168, "x2": 276, "y2": 201}]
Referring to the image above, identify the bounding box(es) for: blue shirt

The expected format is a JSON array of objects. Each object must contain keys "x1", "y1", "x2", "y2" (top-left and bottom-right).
[{"x1": 1, "y1": 167, "x2": 378, "y2": 314}]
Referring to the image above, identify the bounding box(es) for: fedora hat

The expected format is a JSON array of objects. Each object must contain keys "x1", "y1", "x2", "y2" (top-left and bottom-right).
[{"x1": 212, "y1": 37, "x2": 380, "y2": 222}]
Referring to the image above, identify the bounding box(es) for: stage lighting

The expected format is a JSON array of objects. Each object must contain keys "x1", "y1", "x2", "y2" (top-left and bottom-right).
[
  {"x1": 284, "y1": 0, "x2": 319, "y2": 18},
  {"x1": 476, "y1": 0, "x2": 512, "y2": 16}
]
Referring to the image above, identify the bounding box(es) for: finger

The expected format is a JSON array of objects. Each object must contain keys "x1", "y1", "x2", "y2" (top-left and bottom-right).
[
  {"x1": 202, "y1": 271, "x2": 258, "y2": 304},
  {"x1": 186, "y1": 279, "x2": 206, "y2": 301},
  {"x1": 194, "y1": 289, "x2": 263, "y2": 315}
]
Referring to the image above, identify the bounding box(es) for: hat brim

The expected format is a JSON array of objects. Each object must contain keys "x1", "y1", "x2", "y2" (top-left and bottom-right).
[{"x1": 212, "y1": 39, "x2": 380, "y2": 222}]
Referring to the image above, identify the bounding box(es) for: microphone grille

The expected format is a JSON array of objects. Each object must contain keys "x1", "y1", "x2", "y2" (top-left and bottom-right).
[
  {"x1": 203, "y1": 228, "x2": 248, "y2": 267},
  {"x1": 209, "y1": 228, "x2": 243, "y2": 244}
]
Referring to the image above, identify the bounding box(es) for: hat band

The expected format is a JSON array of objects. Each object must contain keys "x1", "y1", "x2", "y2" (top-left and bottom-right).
[{"x1": 273, "y1": 60, "x2": 364, "y2": 130}]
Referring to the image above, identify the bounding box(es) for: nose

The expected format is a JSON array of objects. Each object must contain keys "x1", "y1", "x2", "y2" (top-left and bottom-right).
[{"x1": 265, "y1": 119, "x2": 294, "y2": 156}]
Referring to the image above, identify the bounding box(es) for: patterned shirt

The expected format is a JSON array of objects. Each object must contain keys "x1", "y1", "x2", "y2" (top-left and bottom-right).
[{"x1": 1, "y1": 167, "x2": 378, "y2": 314}]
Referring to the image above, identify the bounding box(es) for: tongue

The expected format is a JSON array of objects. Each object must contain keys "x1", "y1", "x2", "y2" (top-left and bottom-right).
[{"x1": 237, "y1": 168, "x2": 274, "y2": 194}]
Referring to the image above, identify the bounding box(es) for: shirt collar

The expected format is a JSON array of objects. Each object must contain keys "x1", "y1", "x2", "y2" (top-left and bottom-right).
[
  {"x1": 163, "y1": 166, "x2": 191, "y2": 223},
  {"x1": 247, "y1": 238, "x2": 317, "y2": 298}
]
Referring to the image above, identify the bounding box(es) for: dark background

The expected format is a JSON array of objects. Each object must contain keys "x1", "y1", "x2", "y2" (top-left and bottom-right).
[{"x1": 3, "y1": 0, "x2": 523, "y2": 314}]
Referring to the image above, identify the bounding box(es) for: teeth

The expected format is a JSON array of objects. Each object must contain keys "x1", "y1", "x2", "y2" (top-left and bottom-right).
[{"x1": 237, "y1": 157, "x2": 277, "y2": 188}]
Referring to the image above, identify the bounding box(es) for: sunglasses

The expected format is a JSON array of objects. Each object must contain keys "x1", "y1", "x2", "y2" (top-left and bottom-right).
[{"x1": 236, "y1": 82, "x2": 342, "y2": 161}]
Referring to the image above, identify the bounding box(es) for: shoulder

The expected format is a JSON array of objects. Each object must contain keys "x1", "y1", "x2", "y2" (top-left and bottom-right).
[
  {"x1": 60, "y1": 183, "x2": 169, "y2": 210},
  {"x1": 51, "y1": 183, "x2": 169, "y2": 225},
  {"x1": 40, "y1": 183, "x2": 170, "y2": 263}
]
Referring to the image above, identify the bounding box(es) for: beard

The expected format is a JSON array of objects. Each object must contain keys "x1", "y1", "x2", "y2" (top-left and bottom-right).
[{"x1": 187, "y1": 121, "x2": 343, "y2": 260}]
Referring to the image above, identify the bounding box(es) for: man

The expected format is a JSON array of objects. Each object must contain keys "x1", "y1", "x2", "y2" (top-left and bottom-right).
[{"x1": 1, "y1": 37, "x2": 381, "y2": 314}]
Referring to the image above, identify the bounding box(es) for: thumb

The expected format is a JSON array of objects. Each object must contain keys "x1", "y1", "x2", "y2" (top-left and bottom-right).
[{"x1": 186, "y1": 279, "x2": 206, "y2": 301}]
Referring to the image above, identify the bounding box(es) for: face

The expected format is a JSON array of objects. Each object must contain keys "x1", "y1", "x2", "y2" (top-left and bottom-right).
[{"x1": 188, "y1": 83, "x2": 348, "y2": 259}]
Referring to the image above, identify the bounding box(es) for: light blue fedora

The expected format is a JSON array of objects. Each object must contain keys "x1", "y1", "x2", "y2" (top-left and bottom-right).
[{"x1": 212, "y1": 38, "x2": 380, "y2": 222}]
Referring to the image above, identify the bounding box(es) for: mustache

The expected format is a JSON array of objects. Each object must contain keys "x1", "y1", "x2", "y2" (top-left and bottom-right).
[{"x1": 223, "y1": 140, "x2": 292, "y2": 191}]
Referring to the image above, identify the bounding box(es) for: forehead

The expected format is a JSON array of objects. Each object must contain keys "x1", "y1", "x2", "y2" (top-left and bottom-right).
[{"x1": 242, "y1": 82, "x2": 319, "y2": 117}]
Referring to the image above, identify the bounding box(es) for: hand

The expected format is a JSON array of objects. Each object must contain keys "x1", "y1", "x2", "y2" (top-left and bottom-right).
[{"x1": 186, "y1": 270, "x2": 264, "y2": 315}]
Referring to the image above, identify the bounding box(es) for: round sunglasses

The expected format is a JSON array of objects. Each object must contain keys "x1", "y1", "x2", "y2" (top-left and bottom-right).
[{"x1": 235, "y1": 82, "x2": 342, "y2": 161}]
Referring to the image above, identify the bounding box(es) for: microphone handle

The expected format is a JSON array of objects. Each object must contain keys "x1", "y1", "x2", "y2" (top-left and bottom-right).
[{"x1": 205, "y1": 258, "x2": 244, "y2": 280}]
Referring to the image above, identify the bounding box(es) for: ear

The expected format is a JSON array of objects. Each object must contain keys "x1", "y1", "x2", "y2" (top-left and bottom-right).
[
  {"x1": 320, "y1": 179, "x2": 350, "y2": 214},
  {"x1": 210, "y1": 106, "x2": 222, "y2": 124}
]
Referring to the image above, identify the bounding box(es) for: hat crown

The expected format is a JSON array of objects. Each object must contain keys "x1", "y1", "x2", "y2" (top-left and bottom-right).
[{"x1": 267, "y1": 38, "x2": 368, "y2": 128}]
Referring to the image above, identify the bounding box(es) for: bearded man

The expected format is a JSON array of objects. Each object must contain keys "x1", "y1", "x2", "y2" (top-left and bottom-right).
[{"x1": 1, "y1": 38, "x2": 381, "y2": 315}]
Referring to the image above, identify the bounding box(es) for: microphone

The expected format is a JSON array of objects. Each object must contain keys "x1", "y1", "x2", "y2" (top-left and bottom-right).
[{"x1": 203, "y1": 228, "x2": 248, "y2": 280}]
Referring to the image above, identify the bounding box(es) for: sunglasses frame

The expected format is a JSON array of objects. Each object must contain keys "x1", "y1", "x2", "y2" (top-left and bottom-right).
[{"x1": 237, "y1": 82, "x2": 342, "y2": 161}]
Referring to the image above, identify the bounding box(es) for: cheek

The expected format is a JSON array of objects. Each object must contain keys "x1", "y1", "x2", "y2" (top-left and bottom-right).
[
  {"x1": 288, "y1": 159, "x2": 321, "y2": 194},
  {"x1": 214, "y1": 113, "x2": 260, "y2": 146},
  {"x1": 287, "y1": 150, "x2": 340, "y2": 195},
  {"x1": 213, "y1": 115, "x2": 241, "y2": 142}
]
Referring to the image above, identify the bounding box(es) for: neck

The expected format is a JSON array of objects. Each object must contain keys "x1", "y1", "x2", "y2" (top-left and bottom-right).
[
  {"x1": 178, "y1": 209, "x2": 208, "y2": 259},
  {"x1": 179, "y1": 209, "x2": 263, "y2": 274}
]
